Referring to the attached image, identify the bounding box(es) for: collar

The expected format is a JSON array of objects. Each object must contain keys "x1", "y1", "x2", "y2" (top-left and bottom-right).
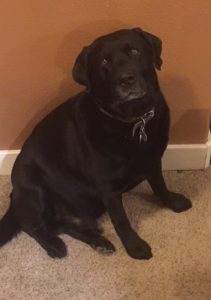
[{"x1": 97, "y1": 104, "x2": 155, "y2": 144}]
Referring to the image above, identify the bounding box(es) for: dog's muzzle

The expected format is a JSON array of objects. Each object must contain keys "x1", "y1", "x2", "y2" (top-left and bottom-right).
[{"x1": 115, "y1": 71, "x2": 147, "y2": 102}]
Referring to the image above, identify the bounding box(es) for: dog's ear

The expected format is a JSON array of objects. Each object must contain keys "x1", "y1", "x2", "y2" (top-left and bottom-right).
[
  {"x1": 133, "y1": 28, "x2": 163, "y2": 70},
  {"x1": 72, "y1": 46, "x2": 90, "y2": 87}
]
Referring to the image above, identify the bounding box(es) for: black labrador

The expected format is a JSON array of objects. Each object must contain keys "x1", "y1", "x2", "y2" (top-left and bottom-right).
[{"x1": 0, "y1": 28, "x2": 192, "y2": 260}]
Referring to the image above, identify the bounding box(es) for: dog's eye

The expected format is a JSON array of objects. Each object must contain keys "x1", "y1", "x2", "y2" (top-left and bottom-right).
[
  {"x1": 101, "y1": 58, "x2": 108, "y2": 66},
  {"x1": 130, "y1": 48, "x2": 139, "y2": 55}
]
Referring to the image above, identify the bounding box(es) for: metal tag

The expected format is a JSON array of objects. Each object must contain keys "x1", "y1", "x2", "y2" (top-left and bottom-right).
[
  {"x1": 139, "y1": 125, "x2": 147, "y2": 143},
  {"x1": 131, "y1": 108, "x2": 155, "y2": 144}
]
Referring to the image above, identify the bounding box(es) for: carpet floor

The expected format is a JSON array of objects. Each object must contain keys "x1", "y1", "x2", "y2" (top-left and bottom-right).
[{"x1": 0, "y1": 168, "x2": 211, "y2": 300}]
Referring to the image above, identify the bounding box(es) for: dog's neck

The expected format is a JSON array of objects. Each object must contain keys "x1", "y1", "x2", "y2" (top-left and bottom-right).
[
  {"x1": 95, "y1": 103, "x2": 155, "y2": 144},
  {"x1": 97, "y1": 105, "x2": 154, "y2": 124}
]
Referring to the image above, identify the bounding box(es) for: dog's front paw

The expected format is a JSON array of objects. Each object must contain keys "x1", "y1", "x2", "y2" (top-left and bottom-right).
[
  {"x1": 125, "y1": 233, "x2": 152, "y2": 260},
  {"x1": 162, "y1": 192, "x2": 192, "y2": 213}
]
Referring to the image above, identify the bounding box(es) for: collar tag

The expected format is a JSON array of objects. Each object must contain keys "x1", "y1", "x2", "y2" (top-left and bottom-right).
[
  {"x1": 132, "y1": 108, "x2": 155, "y2": 144},
  {"x1": 139, "y1": 125, "x2": 148, "y2": 143}
]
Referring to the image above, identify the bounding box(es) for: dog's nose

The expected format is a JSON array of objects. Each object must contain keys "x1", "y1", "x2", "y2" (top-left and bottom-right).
[{"x1": 119, "y1": 72, "x2": 136, "y2": 87}]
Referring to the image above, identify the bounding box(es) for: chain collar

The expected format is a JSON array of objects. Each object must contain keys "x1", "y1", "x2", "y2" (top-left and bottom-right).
[{"x1": 96, "y1": 104, "x2": 155, "y2": 144}]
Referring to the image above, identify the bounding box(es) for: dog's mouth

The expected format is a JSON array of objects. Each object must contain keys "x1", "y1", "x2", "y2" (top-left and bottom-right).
[
  {"x1": 115, "y1": 93, "x2": 151, "y2": 110},
  {"x1": 115, "y1": 87, "x2": 147, "y2": 104},
  {"x1": 115, "y1": 94, "x2": 144, "y2": 104}
]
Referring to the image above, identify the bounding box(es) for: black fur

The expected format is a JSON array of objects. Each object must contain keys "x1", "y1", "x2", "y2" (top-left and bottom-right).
[
  {"x1": 0, "y1": 204, "x2": 20, "y2": 246},
  {"x1": 0, "y1": 28, "x2": 192, "y2": 259}
]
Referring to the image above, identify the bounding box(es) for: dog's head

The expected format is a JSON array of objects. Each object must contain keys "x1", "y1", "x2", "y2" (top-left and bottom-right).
[{"x1": 73, "y1": 28, "x2": 162, "y2": 120}]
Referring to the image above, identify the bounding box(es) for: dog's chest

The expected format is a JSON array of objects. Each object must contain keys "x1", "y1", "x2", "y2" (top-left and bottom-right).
[
  {"x1": 97, "y1": 142, "x2": 158, "y2": 193},
  {"x1": 88, "y1": 107, "x2": 169, "y2": 193}
]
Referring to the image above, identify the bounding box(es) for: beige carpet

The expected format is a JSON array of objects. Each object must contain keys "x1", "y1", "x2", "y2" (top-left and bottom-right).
[{"x1": 0, "y1": 168, "x2": 211, "y2": 300}]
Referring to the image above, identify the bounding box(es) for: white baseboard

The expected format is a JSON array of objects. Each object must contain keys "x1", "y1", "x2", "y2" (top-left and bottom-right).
[
  {"x1": 0, "y1": 137, "x2": 211, "y2": 175},
  {"x1": 0, "y1": 150, "x2": 20, "y2": 175},
  {"x1": 163, "y1": 132, "x2": 211, "y2": 170}
]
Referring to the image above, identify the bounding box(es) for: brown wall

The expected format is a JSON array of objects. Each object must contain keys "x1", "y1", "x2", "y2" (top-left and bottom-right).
[{"x1": 0, "y1": 0, "x2": 210, "y2": 150}]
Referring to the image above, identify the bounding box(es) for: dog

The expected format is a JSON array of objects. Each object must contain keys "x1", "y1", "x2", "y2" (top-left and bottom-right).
[{"x1": 0, "y1": 28, "x2": 192, "y2": 260}]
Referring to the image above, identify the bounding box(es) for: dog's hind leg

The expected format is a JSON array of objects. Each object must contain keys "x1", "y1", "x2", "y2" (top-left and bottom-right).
[
  {"x1": 62, "y1": 217, "x2": 115, "y2": 255},
  {"x1": 12, "y1": 186, "x2": 67, "y2": 259},
  {"x1": 25, "y1": 225, "x2": 67, "y2": 258}
]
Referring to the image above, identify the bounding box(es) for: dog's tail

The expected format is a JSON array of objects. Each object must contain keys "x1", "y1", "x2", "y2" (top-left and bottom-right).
[{"x1": 0, "y1": 205, "x2": 21, "y2": 247}]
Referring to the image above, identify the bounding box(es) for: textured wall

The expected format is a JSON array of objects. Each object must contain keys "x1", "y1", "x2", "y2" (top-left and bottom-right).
[{"x1": 0, "y1": 0, "x2": 210, "y2": 149}]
